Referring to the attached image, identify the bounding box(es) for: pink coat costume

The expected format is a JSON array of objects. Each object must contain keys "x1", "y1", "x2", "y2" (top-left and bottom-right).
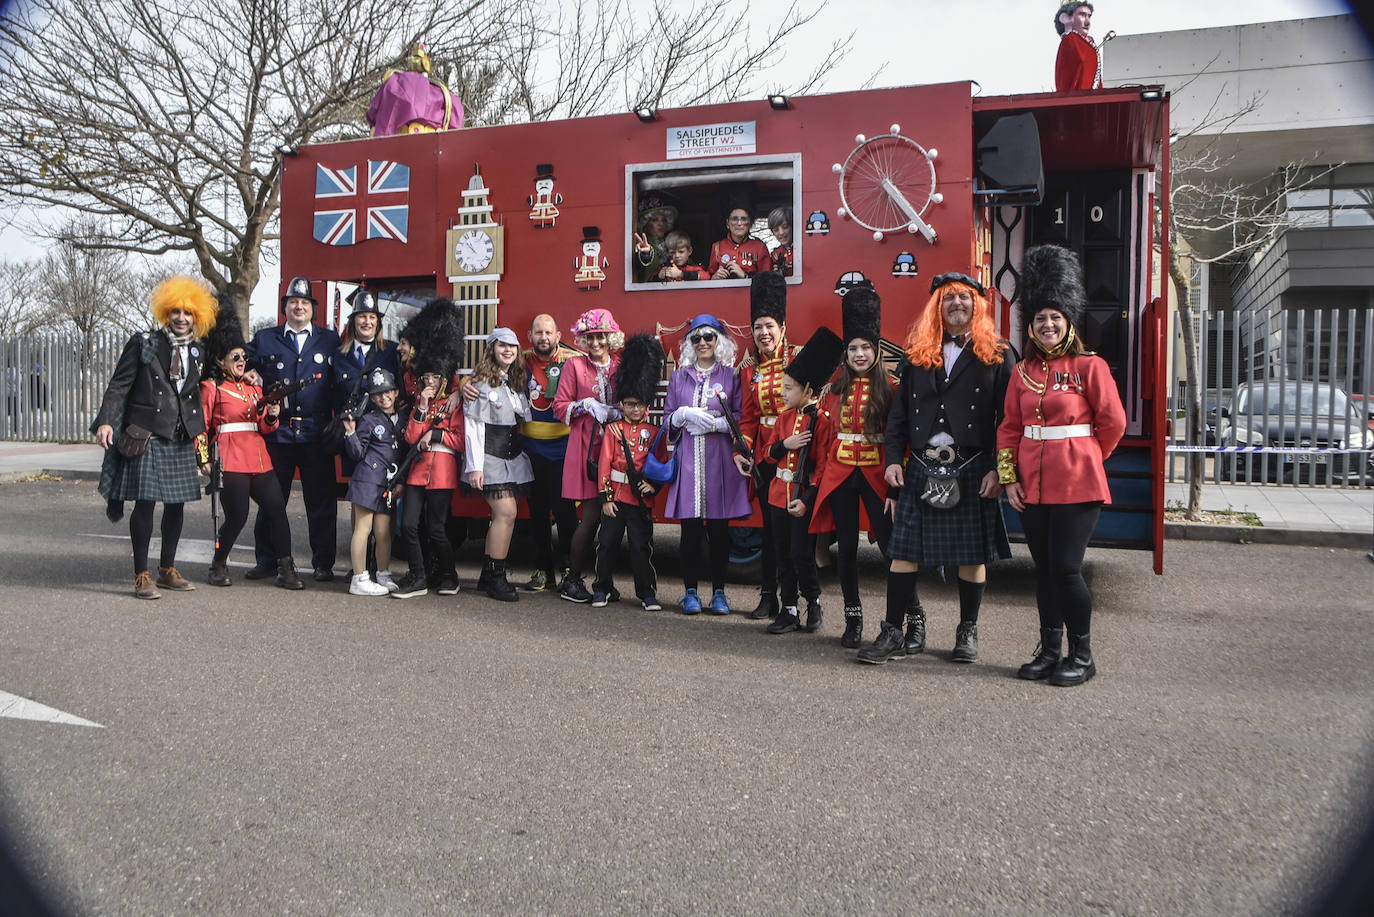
[{"x1": 553, "y1": 353, "x2": 621, "y2": 501}]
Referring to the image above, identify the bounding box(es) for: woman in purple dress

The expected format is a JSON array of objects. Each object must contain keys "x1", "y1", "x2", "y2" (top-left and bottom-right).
[{"x1": 663, "y1": 313, "x2": 752, "y2": 614}]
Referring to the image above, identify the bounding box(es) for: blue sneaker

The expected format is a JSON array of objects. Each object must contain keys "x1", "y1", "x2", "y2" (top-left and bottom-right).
[
  {"x1": 680, "y1": 588, "x2": 701, "y2": 614},
  {"x1": 708, "y1": 589, "x2": 731, "y2": 615}
]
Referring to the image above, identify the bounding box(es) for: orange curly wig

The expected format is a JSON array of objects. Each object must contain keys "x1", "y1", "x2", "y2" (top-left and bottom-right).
[
  {"x1": 902, "y1": 281, "x2": 1007, "y2": 369},
  {"x1": 150, "y1": 275, "x2": 217, "y2": 338}
]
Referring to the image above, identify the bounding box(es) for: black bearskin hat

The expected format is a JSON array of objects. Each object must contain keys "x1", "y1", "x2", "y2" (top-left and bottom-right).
[
  {"x1": 204, "y1": 299, "x2": 247, "y2": 373},
  {"x1": 749, "y1": 271, "x2": 787, "y2": 325},
  {"x1": 612, "y1": 332, "x2": 665, "y2": 405},
  {"x1": 406, "y1": 297, "x2": 466, "y2": 382},
  {"x1": 1020, "y1": 244, "x2": 1085, "y2": 329},
  {"x1": 841, "y1": 286, "x2": 882, "y2": 345},
  {"x1": 784, "y1": 326, "x2": 844, "y2": 393}
]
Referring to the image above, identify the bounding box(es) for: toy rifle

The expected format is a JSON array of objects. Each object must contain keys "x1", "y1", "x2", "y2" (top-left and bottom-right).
[
  {"x1": 791, "y1": 402, "x2": 821, "y2": 512},
  {"x1": 258, "y1": 372, "x2": 322, "y2": 415},
  {"x1": 203, "y1": 441, "x2": 223, "y2": 551},
  {"x1": 616, "y1": 425, "x2": 654, "y2": 515},
  {"x1": 384, "y1": 405, "x2": 451, "y2": 509},
  {"x1": 715, "y1": 390, "x2": 763, "y2": 492}
]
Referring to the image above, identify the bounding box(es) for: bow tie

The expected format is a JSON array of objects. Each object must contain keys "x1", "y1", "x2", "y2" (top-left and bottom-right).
[{"x1": 944, "y1": 332, "x2": 968, "y2": 348}]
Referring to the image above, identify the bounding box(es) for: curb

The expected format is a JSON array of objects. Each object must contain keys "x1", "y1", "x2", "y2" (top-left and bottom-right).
[
  {"x1": 1165, "y1": 521, "x2": 1368, "y2": 550},
  {"x1": 0, "y1": 468, "x2": 102, "y2": 485}
]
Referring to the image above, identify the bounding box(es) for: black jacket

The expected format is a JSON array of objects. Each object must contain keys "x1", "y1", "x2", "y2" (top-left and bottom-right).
[
  {"x1": 92, "y1": 330, "x2": 207, "y2": 440},
  {"x1": 885, "y1": 343, "x2": 1017, "y2": 463}
]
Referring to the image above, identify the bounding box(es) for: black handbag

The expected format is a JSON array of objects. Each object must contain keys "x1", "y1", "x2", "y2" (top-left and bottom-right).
[{"x1": 641, "y1": 424, "x2": 678, "y2": 486}]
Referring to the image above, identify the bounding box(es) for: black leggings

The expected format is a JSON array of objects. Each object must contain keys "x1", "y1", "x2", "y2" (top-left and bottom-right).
[
  {"x1": 756, "y1": 463, "x2": 777, "y2": 595},
  {"x1": 569, "y1": 497, "x2": 603, "y2": 578},
  {"x1": 1019, "y1": 501, "x2": 1102, "y2": 635},
  {"x1": 401, "y1": 487, "x2": 455, "y2": 579},
  {"x1": 128, "y1": 500, "x2": 185, "y2": 576},
  {"x1": 680, "y1": 518, "x2": 730, "y2": 593},
  {"x1": 769, "y1": 504, "x2": 818, "y2": 606},
  {"x1": 828, "y1": 470, "x2": 891, "y2": 607},
  {"x1": 219, "y1": 471, "x2": 290, "y2": 561}
]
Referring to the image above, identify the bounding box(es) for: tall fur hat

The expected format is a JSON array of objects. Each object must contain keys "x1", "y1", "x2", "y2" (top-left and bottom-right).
[
  {"x1": 150, "y1": 275, "x2": 217, "y2": 338},
  {"x1": 841, "y1": 286, "x2": 882, "y2": 345},
  {"x1": 1020, "y1": 244, "x2": 1086, "y2": 329},
  {"x1": 749, "y1": 271, "x2": 787, "y2": 325},
  {"x1": 407, "y1": 297, "x2": 466, "y2": 381},
  {"x1": 612, "y1": 332, "x2": 665, "y2": 405},
  {"x1": 784, "y1": 326, "x2": 844, "y2": 393},
  {"x1": 203, "y1": 299, "x2": 246, "y2": 369}
]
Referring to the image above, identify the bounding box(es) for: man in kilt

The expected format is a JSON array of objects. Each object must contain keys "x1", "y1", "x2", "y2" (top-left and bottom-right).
[
  {"x1": 858, "y1": 272, "x2": 1016, "y2": 665},
  {"x1": 93, "y1": 276, "x2": 218, "y2": 599}
]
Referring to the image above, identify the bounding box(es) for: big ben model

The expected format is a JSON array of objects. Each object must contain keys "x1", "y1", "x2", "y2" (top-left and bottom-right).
[{"x1": 447, "y1": 163, "x2": 505, "y2": 370}]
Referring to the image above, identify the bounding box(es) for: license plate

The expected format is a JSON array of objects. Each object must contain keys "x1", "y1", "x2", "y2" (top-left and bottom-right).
[{"x1": 1283, "y1": 453, "x2": 1328, "y2": 465}]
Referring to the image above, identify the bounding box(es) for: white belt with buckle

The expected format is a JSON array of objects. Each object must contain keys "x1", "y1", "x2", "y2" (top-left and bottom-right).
[
  {"x1": 1023, "y1": 424, "x2": 1092, "y2": 441},
  {"x1": 761, "y1": 416, "x2": 777, "y2": 427},
  {"x1": 429, "y1": 443, "x2": 456, "y2": 455},
  {"x1": 836, "y1": 432, "x2": 881, "y2": 443},
  {"x1": 217, "y1": 422, "x2": 257, "y2": 434},
  {"x1": 610, "y1": 470, "x2": 629, "y2": 484}
]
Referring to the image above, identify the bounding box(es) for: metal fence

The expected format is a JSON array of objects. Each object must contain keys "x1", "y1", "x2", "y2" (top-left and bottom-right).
[
  {"x1": 1167, "y1": 307, "x2": 1374, "y2": 488},
  {"x1": 2, "y1": 331, "x2": 126, "y2": 442}
]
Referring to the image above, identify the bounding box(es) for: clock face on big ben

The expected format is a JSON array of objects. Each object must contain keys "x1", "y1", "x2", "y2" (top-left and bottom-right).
[{"x1": 455, "y1": 229, "x2": 495, "y2": 272}]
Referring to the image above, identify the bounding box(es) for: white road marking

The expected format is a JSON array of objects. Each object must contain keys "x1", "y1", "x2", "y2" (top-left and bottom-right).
[
  {"x1": 0, "y1": 690, "x2": 103, "y2": 728},
  {"x1": 81, "y1": 535, "x2": 254, "y2": 566}
]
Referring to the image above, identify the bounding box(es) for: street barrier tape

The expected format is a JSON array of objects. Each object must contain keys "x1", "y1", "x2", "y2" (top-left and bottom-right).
[{"x1": 1166, "y1": 445, "x2": 1373, "y2": 454}]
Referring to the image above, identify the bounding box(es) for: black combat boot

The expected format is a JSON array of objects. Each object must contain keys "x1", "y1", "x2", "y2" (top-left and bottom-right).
[
  {"x1": 276, "y1": 556, "x2": 304, "y2": 591},
  {"x1": 903, "y1": 606, "x2": 926, "y2": 655},
  {"x1": 766, "y1": 605, "x2": 800, "y2": 634},
  {"x1": 951, "y1": 621, "x2": 978, "y2": 663},
  {"x1": 485, "y1": 557, "x2": 518, "y2": 603},
  {"x1": 1017, "y1": 627, "x2": 1064, "y2": 680},
  {"x1": 803, "y1": 598, "x2": 823, "y2": 633},
  {"x1": 856, "y1": 621, "x2": 906, "y2": 665},
  {"x1": 1048, "y1": 633, "x2": 1096, "y2": 686},
  {"x1": 840, "y1": 605, "x2": 863, "y2": 649},
  {"x1": 207, "y1": 559, "x2": 232, "y2": 587},
  {"x1": 749, "y1": 590, "x2": 780, "y2": 620}
]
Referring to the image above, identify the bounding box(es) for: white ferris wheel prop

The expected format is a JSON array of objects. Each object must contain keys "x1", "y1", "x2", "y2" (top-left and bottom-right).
[{"x1": 832, "y1": 124, "x2": 942, "y2": 243}]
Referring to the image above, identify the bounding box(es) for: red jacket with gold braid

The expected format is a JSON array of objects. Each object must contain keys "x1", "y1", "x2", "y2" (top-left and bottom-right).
[
  {"x1": 740, "y1": 342, "x2": 799, "y2": 466},
  {"x1": 403, "y1": 400, "x2": 465, "y2": 489},
  {"x1": 1055, "y1": 31, "x2": 1100, "y2": 91},
  {"x1": 597, "y1": 419, "x2": 661, "y2": 506},
  {"x1": 199, "y1": 379, "x2": 277, "y2": 474},
  {"x1": 809, "y1": 377, "x2": 889, "y2": 534},
  {"x1": 763, "y1": 404, "x2": 819, "y2": 511}
]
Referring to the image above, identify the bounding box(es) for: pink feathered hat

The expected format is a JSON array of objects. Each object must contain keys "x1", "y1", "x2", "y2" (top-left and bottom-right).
[{"x1": 571, "y1": 308, "x2": 620, "y2": 336}]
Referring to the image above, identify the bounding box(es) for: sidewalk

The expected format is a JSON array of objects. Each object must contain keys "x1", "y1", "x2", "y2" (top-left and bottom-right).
[{"x1": 1, "y1": 440, "x2": 1369, "y2": 550}]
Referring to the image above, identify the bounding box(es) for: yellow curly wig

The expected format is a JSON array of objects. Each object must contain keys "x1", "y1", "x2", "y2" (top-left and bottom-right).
[{"x1": 150, "y1": 275, "x2": 218, "y2": 338}]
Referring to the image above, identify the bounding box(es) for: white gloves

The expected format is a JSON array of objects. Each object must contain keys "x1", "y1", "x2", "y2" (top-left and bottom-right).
[
  {"x1": 674, "y1": 406, "x2": 724, "y2": 436},
  {"x1": 580, "y1": 398, "x2": 610, "y2": 424},
  {"x1": 709, "y1": 415, "x2": 729, "y2": 435}
]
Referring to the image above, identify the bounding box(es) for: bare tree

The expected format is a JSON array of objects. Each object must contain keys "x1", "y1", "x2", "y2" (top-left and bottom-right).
[
  {"x1": 1165, "y1": 93, "x2": 1334, "y2": 519},
  {"x1": 0, "y1": 0, "x2": 852, "y2": 330},
  {"x1": 0, "y1": 259, "x2": 47, "y2": 335},
  {"x1": 35, "y1": 219, "x2": 163, "y2": 336}
]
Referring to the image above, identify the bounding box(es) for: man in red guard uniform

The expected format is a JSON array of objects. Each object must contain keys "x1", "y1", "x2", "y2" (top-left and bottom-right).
[
  {"x1": 592, "y1": 333, "x2": 667, "y2": 611},
  {"x1": 1054, "y1": 2, "x2": 1100, "y2": 91},
  {"x1": 737, "y1": 272, "x2": 799, "y2": 620}
]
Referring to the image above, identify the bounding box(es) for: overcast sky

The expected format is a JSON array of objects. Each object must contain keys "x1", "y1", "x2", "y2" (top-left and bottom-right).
[{"x1": 0, "y1": 0, "x2": 1357, "y2": 319}]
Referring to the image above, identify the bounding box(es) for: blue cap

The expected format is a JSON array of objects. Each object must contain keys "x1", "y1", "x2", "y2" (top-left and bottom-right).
[{"x1": 687, "y1": 313, "x2": 725, "y2": 334}]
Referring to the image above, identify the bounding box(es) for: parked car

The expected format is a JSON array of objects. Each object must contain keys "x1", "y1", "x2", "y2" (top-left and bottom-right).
[{"x1": 1216, "y1": 381, "x2": 1374, "y2": 484}]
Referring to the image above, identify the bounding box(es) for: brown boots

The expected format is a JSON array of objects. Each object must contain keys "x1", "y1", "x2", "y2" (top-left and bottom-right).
[{"x1": 276, "y1": 556, "x2": 305, "y2": 590}]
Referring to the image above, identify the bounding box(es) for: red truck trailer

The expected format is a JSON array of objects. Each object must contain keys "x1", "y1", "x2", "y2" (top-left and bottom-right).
[{"x1": 279, "y1": 80, "x2": 1171, "y2": 572}]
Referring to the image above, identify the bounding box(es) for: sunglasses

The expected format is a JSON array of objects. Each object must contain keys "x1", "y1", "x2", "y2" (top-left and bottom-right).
[
  {"x1": 689, "y1": 331, "x2": 717, "y2": 344},
  {"x1": 226, "y1": 353, "x2": 246, "y2": 362}
]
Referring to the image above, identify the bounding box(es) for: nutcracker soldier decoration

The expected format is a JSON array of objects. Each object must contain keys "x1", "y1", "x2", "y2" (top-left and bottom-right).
[
  {"x1": 527, "y1": 164, "x2": 562, "y2": 228},
  {"x1": 574, "y1": 226, "x2": 609, "y2": 291}
]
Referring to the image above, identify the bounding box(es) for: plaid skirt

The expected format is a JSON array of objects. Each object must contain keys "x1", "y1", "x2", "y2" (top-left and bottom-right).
[
  {"x1": 889, "y1": 451, "x2": 1010, "y2": 566},
  {"x1": 98, "y1": 435, "x2": 202, "y2": 505}
]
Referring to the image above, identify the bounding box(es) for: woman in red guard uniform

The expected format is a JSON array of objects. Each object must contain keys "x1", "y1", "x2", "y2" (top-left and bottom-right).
[
  {"x1": 552, "y1": 307, "x2": 624, "y2": 604},
  {"x1": 808, "y1": 287, "x2": 895, "y2": 648},
  {"x1": 998, "y1": 245, "x2": 1126, "y2": 686},
  {"x1": 707, "y1": 205, "x2": 772, "y2": 280},
  {"x1": 198, "y1": 300, "x2": 301, "y2": 589},
  {"x1": 392, "y1": 300, "x2": 467, "y2": 599},
  {"x1": 737, "y1": 272, "x2": 798, "y2": 619}
]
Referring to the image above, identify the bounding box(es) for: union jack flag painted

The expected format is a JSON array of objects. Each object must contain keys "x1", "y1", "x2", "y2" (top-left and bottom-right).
[{"x1": 313, "y1": 160, "x2": 411, "y2": 246}]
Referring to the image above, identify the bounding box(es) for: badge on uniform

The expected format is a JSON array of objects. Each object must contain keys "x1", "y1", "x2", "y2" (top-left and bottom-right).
[
  {"x1": 488, "y1": 391, "x2": 500, "y2": 403},
  {"x1": 640, "y1": 428, "x2": 651, "y2": 440},
  {"x1": 548, "y1": 365, "x2": 561, "y2": 378},
  {"x1": 276, "y1": 362, "x2": 284, "y2": 370},
  {"x1": 190, "y1": 347, "x2": 200, "y2": 358},
  {"x1": 314, "y1": 353, "x2": 324, "y2": 364},
  {"x1": 373, "y1": 424, "x2": 387, "y2": 438}
]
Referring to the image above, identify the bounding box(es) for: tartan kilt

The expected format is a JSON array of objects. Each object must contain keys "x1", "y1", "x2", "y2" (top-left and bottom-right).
[
  {"x1": 98, "y1": 435, "x2": 202, "y2": 505},
  {"x1": 889, "y1": 451, "x2": 1010, "y2": 566}
]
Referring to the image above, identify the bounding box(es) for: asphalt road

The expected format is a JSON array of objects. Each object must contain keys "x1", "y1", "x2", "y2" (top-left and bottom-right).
[{"x1": 1, "y1": 479, "x2": 1372, "y2": 915}]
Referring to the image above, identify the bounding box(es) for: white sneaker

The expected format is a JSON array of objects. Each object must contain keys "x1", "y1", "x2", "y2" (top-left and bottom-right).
[
  {"x1": 349, "y1": 573, "x2": 390, "y2": 596},
  {"x1": 375, "y1": 570, "x2": 400, "y2": 594}
]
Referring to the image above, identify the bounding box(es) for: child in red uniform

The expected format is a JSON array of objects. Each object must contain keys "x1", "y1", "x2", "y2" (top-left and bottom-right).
[
  {"x1": 761, "y1": 327, "x2": 844, "y2": 635},
  {"x1": 592, "y1": 333, "x2": 666, "y2": 610}
]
